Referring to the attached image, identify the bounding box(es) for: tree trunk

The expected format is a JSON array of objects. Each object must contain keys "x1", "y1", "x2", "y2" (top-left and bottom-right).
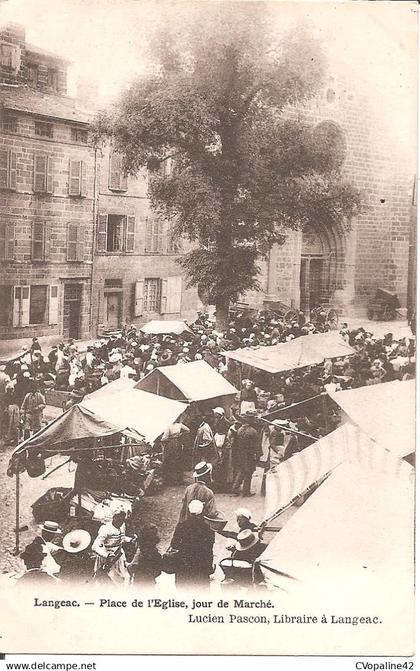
[{"x1": 215, "y1": 296, "x2": 230, "y2": 331}]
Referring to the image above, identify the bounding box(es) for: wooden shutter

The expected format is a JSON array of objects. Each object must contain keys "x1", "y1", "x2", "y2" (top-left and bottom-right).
[
  {"x1": 157, "y1": 221, "x2": 164, "y2": 252},
  {"x1": 32, "y1": 221, "x2": 45, "y2": 261},
  {"x1": 125, "y1": 216, "x2": 135, "y2": 252},
  {"x1": 69, "y1": 159, "x2": 82, "y2": 196},
  {"x1": 0, "y1": 149, "x2": 16, "y2": 189},
  {"x1": 21, "y1": 286, "x2": 30, "y2": 327},
  {"x1": 109, "y1": 152, "x2": 121, "y2": 190},
  {"x1": 77, "y1": 227, "x2": 85, "y2": 261},
  {"x1": 109, "y1": 152, "x2": 127, "y2": 191},
  {"x1": 46, "y1": 156, "x2": 53, "y2": 194},
  {"x1": 160, "y1": 278, "x2": 167, "y2": 313},
  {"x1": 134, "y1": 280, "x2": 144, "y2": 316},
  {"x1": 97, "y1": 214, "x2": 108, "y2": 252},
  {"x1": 67, "y1": 222, "x2": 78, "y2": 261},
  {"x1": 0, "y1": 223, "x2": 5, "y2": 260},
  {"x1": 13, "y1": 286, "x2": 21, "y2": 327},
  {"x1": 145, "y1": 218, "x2": 152, "y2": 252},
  {"x1": 49, "y1": 285, "x2": 59, "y2": 325},
  {"x1": 9, "y1": 151, "x2": 17, "y2": 190},
  {"x1": 81, "y1": 161, "x2": 87, "y2": 197},
  {"x1": 0, "y1": 149, "x2": 8, "y2": 189},
  {"x1": 166, "y1": 275, "x2": 182, "y2": 313},
  {"x1": 34, "y1": 154, "x2": 47, "y2": 192},
  {"x1": 0, "y1": 222, "x2": 13, "y2": 260}
]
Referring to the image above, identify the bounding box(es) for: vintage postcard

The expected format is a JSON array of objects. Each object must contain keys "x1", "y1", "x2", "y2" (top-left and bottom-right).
[{"x1": 0, "y1": 0, "x2": 416, "y2": 658}]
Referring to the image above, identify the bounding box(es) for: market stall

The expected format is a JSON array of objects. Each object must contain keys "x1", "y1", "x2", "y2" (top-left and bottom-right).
[
  {"x1": 135, "y1": 359, "x2": 238, "y2": 412},
  {"x1": 222, "y1": 331, "x2": 355, "y2": 386},
  {"x1": 8, "y1": 387, "x2": 188, "y2": 553}
]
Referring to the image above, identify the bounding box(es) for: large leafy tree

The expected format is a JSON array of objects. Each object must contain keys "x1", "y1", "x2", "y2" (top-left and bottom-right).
[{"x1": 96, "y1": 1, "x2": 361, "y2": 328}]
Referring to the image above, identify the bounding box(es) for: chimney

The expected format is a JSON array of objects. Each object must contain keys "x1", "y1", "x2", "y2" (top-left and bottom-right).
[{"x1": 0, "y1": 22, "x2": 26, "y2": 46}]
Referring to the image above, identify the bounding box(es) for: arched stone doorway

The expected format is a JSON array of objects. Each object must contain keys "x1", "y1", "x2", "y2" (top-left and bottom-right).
[{"x1": 299, "y1": 225, "x2": 346, "y2": 314}]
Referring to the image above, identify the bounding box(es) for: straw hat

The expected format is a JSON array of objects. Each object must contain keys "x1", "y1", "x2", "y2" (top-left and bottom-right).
[
  {"x1": 62, "y1": 529, "x2": 91, "y2": 554},
  {"x1": 235, "y1": 529, "x2": 259, "y2": 552},
  {"x1": 194, "y1": 461, "x2": 212, "y2": 478},
  {"x1": 39, "y1": 521, "x2": 62, "y2": 534}
]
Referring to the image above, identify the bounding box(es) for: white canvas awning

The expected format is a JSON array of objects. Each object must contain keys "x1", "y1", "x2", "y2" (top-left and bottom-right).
[
  {"x1": 135, "y1": 360, "x2": 238, "y2": 402},
  {"x1": 327, "y1": 379, "x2": 415, "y2": 458},
  {"x1": 81, "y1": 382, "x2": 188, "y2": 443},
  {"x1": 263, "y1": 422, "x2": 414, "y2": 523},
  {"x1": 140, "y1": 320, "x2": 193, "y2": 336},
  {"x1": 222, "y1": 332, "x2": 355, "y2": 374},
  {"x1": 259, "y1": 461, "x2": 414, "y2": 616}
]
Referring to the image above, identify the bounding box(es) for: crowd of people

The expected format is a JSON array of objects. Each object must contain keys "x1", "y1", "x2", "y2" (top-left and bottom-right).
[
  {"x1": 4, "y1": 307, "x2": 414, "y2": 591},
  {"x1": 0, "y1": 309, "x2": 415, "y2": 450},
  {"x1": 15, "y1": 457, "x2": 268, "y2": 590}
]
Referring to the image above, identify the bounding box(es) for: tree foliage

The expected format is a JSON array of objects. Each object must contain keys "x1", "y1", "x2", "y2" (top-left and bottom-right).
[{"x1": 95, "y1": 1, "x2": 362, "y2": 325}]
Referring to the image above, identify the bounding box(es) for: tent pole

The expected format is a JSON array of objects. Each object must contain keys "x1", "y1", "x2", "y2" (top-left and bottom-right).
[
  {"x1": 322, "y1": 394, "x2": 329, "y2": 433},
  {"x1": 13, "y1": 472, "x2": 20, "y2": 556}
]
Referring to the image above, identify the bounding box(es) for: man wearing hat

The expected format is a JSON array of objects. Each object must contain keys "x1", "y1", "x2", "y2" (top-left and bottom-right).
[
  {"x1": 55, "y1": 530, "x2": 93, "y2": 583},
  {"x1": 16, "y1": 540, "x2": 58, "y2": 585},
  {"x1": 32, "y1": 521, "x2": 63, "y2": 576},
  {"x1": 232, "y1": 412, "x2": 261, "y2": 497},
  {"x1": 178, "y1": 461, "x2": 218, "y2": 523},
  {"x1": 170, "y1": 500, "x2": 215, "y2": 588}
]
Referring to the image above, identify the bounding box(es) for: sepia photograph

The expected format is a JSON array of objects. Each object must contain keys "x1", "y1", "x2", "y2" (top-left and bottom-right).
[{"x1": 0, "y1": 0, "x2": 416, "y2": 659}]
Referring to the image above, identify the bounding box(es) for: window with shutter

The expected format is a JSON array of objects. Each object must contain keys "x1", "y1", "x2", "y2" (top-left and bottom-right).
[
  {"x1": 67, "y1": 223, "x2": 78, "y2": 261},
  {"x1": 109, "y1": 152, "x2": 127, "y2": 191},
  {"x1": 33, "y1": 153, "x2": 48, "y2": 193},
  {"x1": 0, "y1": 149, "x2": 17, "y2": 190},
  {"x1": 145, "y1": 219, "x2": 164, "y2": 253},
  {"x1": 0, "y1": 222, "x2": 15, "y2": 260},
  {"x1": 134, "y1": 280, "x2": 144, "y2": 316},
  {"x1": 49, "y1": 285, "x2": 59, "y2": 325},
  {"x1": 125, "y1": 216, "x2": 135, "y2": 252},
  {"x1": 69, "y1": 159, "x2": 82, "y2": 196},
  {"x1": 29, "y1": 285, "x2": 48, "y2": 324},
  {"x1": 143, "y1": 278, "x2": 161, "y2": 312},
  {"x1": 32, "y1": 221, "x2": 45, "y2": 261},
  {"x1": 0, "y1": 286, "x2": 12, "y2": 326},
  {"x1": 97, "y1": 214, "x2": 108, "y2": 252},
  {"x1": 21, "y1": 286, "x2": 30, "y2": 327},
  {"x1": 0, "y1": 149, "x2": 8, "y2": 189},
  {"x1": 13, "y1": 286, "x2": 22, "y2": 327}
]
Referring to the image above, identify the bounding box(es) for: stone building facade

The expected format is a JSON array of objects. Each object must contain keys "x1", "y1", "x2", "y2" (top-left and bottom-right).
[
  {"x1": 0, "y1": 23, "x2": 200, "y2": 345},
  {"x1": 92, "y1": 148, "x2": 199, "y2": 332},
  {"x1": 245, "y1": 73, "x2": 415, "y2": 317},
  {"x1": 0, "y1": 24, "x2": 94, "y2": 342}
]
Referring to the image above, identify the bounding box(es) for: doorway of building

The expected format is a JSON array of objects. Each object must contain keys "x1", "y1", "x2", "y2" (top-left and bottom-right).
[
  {"x1": 300, "y1": 257, "x2": 324, "y2": 315},
  {"x1": 105, "y1": 292, "x2": 121, "y2": 328},
  {"x1": 63, "y1": 284, "x2": 82, "y2": 339}
]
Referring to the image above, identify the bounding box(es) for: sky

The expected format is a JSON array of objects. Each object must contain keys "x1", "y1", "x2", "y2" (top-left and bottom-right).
[{"x1": 0, "y1": 0, "x2": 417, "y2": 159}]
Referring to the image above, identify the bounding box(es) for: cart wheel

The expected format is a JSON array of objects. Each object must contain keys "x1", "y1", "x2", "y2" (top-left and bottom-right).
[
  {"x1": 327, "y1": 308, "x2": 338, "y2": 329},
  {"x1": 284, "y1": 309, "x2": 298, "y2": 323}
]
